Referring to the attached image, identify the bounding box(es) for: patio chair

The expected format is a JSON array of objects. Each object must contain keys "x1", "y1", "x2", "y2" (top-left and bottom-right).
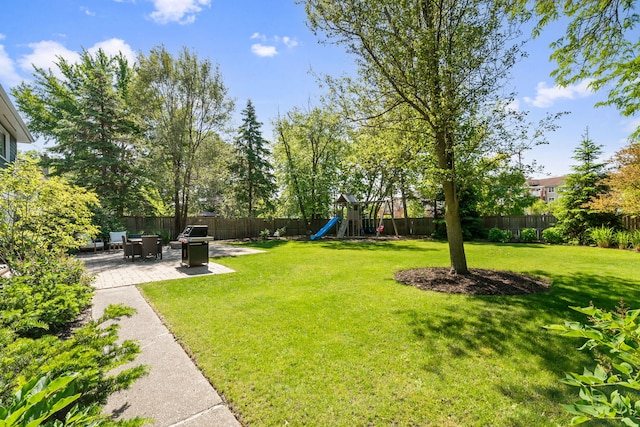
[
  {"x1": 108, "y1": 231, "x2": 127, "y2": 252},
  {"x1": 123, "y1": 236, "x2": 142, "y2": 262},
  {"x1": 141, "y1": 235, "x2": 160, "y2": 260},
  {"x1": 77, "y1": 233, "x2": 104, "y2": 253}
]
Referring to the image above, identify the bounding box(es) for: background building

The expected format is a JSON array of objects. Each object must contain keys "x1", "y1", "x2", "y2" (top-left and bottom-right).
[{"x1": 527, "y1": 176, "x2": 567, "y2": 203}]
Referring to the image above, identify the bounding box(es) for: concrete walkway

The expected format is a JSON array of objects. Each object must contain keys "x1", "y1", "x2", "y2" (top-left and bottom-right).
[{"x1": 81, "y1": 243, "x2": 264, "y2": 426}]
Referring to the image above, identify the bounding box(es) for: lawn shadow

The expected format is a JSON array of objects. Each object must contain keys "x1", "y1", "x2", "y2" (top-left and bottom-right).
[
  {"x1": 394, "y1": 270, "x2": 640, "y2": 416},
  {"x1": 466, "y1": 241, "x2": 549, "y2": 250},
  {"x1": 314, "y1": 239, "x2": 439, "y2": 252},
  {"x1": 229, "y1": 239, "x2": 290, "y2": 250}
]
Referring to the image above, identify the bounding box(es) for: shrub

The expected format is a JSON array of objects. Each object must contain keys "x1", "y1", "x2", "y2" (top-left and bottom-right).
[
  {"x1": 545, "y1": 303, "x2": 640, "y2": 425},
  {"x1": 0, "y1": 252, "x2": 93, "y2": 335},
  {"x1": 488, "y1": 228, "x2": 512, "y2": 243},
  {"x1": 631, "y1": 230, "x2": 640, "y2": 251},
  {"x1": 259, "y1": 229, "x2": 271, "y2": 240},
  {"x1": 589, "y1": 226, "x2": 615, "y2": 248},
  {"x1": 542, "y1": 227, "x2": 564, "y2": 244},
  {"x1": 0, "y1": 372, "x2": 85, "y2": 426},
  {"x1": 615, "y1": 230, "x2": 631, "y2": 250},
  {"x1": 273, "y1": 227, "x2": 286, "y2": 239},
  {"x1": 0, "y1": 305, "x2": 148, "y2": 420},
  {"x1": 519, "y1": 228, "x2": 538, "y2": 243}
]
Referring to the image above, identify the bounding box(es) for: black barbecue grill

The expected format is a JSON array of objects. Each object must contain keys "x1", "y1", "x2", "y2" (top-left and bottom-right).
[{"x1": 178, "y1": 225, "x2": 214, "y2": 267}]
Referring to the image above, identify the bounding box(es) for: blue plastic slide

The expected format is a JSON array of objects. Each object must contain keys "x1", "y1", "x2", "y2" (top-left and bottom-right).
[{"x1": 311, "y1": 217, "x2": 341, "y2": 240}]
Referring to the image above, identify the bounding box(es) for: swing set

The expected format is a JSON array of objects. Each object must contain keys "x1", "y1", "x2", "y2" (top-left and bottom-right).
[{"x1": 334, "y1": 194, "x2": 398, "y2": 238}]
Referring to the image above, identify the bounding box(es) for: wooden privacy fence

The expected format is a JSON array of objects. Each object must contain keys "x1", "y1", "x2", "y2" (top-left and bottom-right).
[
  {"x1": 122, "y1": 216, "x2": 330, "y2": 240},
  {"x1": 121, "y1": 214, "x2": 637, "y2": 241},
  {"x1": 482, "y1": 215, "x2": 558, "y2": 240}
]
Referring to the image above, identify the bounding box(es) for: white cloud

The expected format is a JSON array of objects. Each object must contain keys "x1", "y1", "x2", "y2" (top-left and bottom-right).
[
  {"x1": 18, "y1": 40, "x2": 80, "y2": 74},
  {"x1": 523, "y1": 80, "x2": 594, "y2": 108},
  {"x1": 251, "y1": 43, "x2": 278, "y2": 58},
  {"x1": 0, "y1": 38, "x2": 22, "y2": 86},
  {"x1": 282, "y1": 36, "x2": 298, "y2": 48},
  {"x1": 81, "y1": 6, "x2": 96, "y2": 16},
  {"x1": 249, "y1": 34, "x2": 299, "y2": 57},
  {"x1": 149, "y1": 0, "x2": 211, "y2": 24},
  {"x1": 89, "y1": 38, "x2": 136, "y2": 64},
  {"x1": 16, "y1": 39, "x2": 136, "y2": 77}
]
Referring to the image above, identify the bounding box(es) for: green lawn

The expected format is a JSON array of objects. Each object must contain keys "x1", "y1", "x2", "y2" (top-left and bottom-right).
[{"x1": 140, "y1": 239, "x2": 640, "y2": 426}]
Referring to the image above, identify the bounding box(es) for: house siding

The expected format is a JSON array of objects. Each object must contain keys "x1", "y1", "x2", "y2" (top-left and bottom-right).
[{"x1": 0, "y1": 134, "x2": 17, "y2": 169}]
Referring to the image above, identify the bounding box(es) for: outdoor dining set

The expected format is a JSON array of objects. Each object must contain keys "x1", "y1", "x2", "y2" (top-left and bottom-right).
[{"x1": 103, "y1": 231, "x2": 163, "y2": 262}]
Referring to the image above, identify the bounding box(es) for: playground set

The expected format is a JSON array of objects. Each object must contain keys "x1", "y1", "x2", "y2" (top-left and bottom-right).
[{"x1": 310, "y1": 194, "x2": 398, "y2": 240}]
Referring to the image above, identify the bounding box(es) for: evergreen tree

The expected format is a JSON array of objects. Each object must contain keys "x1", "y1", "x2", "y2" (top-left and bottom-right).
[
  {"x1": 555, "y1": 128, "x2": 619, "y2": 244},
  {"x1": 231, "y1": 100, "x2": 276, "y2": 217},
  {"x1": 12, "y1": 49, "x2": 147, "y2": 217}
]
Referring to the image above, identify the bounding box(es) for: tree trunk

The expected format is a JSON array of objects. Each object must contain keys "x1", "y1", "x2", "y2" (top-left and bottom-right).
[
  {"x1": 435, "y1": 130, "x2": 468, "y2": 275},
  {"x1": 399, "y1": 173, "x2": 411, "y2": 235},
  {"x1": 442, "y1": 179, "x2": 468, "y2": 274},
  {"x1": 173, "y1": 189, "x2": 182, "y2": 239}
]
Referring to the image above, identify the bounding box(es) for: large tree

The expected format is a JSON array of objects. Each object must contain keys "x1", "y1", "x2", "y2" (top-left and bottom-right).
[
  {"x1": 525, "y1": 0, "x2": 640, "y2": 136},
  {"x1": 554, "y1": 128, "x2": 619, "y2": 244},
  {"x1": 305, "y1": 0, "x2": 526, "y2": 273},
  {"x1": 231, "y1": 99, "x2": 276, "y2": 217},
  {"x1": 589, "y1": 140, "x2": 640, "y2": 216},
  {"x1": 12, "y1": 49, "x2": 146, "y2": 216},
  {"x1": 134, "y1": 46, "x2": 234, "y2": 235},
  {"x1": 273, "y1": 106, "x2": 346, "y2": 222}
]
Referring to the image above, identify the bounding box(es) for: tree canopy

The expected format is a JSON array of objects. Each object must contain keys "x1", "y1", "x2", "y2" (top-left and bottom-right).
[
  {"x1": 273, "y1": 105, "x2": 347, "y2": 221},
  {"x1": 526, "y1": 0, "x2": 640, "y2": 136},
  {"x1": 305, "y1": 0, "x2": 530, "y2": 273},
  {"x1": 589, "y1": 140, "x2": 640, "y2": 216},
  {"x1": 134, "y1": 45, "x2": 234, "y2": 233},
  {"x1": 12, "y1": 49, "x2": 146, "y2": 217}
]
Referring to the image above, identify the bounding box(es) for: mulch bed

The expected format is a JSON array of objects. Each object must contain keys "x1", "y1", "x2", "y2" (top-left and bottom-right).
[{"x1": 394, "y1": 267, "x2": 551, "y2": 296}]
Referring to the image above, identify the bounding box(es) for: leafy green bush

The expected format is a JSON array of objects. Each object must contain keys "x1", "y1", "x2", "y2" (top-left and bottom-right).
[
  {"x1": 0, "y1": 305, "x2": 148, "y2": 419},
  {"x1": 589, "y1": 226, "x2": 615, "y2": 248},
  {"x1": 545, "y1": 304, "x2": 640, "y2": 426},
  {"x1": 0, "y1": 252, "x2": 93, "y2": 335},
  {"x1": 519, "y1": 228, "x2": 538, "y2": 243},
  {"x1": 259, "y1": 229, "x2": 271, "y2": 240},
  {"x1": 615, "y1": 230, "x2": 631, "y2": 250},
  {"x1": 488, "y1": 228, "x2": 512, "y2": 243},
  {"x1": 542, "y1": 227, "x2": 564, "y2": 244},
  {"x1": 0, "y1": 372, "x2": 85, "y2": 426},
  {"x1": 631, "y1": 230, "x2": 640, "y2": 251}
]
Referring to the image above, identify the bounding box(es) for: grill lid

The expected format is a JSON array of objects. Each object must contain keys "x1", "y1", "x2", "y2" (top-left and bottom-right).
[{"x1": 179, "y1": 225, "x2": 209, "y2": 238}]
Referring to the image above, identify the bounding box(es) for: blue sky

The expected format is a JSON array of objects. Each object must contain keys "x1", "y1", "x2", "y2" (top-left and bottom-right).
[{"x1": 2, "y1": 0, "x2": 637, "y2": 178}]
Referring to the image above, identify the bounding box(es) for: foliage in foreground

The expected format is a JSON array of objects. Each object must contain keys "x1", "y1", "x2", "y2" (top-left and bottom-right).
[
  {"x1": 546, "y1": 304, "x2": 640, "y2": 426},
  {"x1": 0, "y1": 372, "x2": 88, "y2": 427},
  {"x1": 0, "y1": 155, "x2": 147, "y2": 425},
  {"x1": 0, "y1": 305, "x2": 148, "y2": 426},
  {"x1": 0, "y1": 156, "x2": 99, "y2": 267},
  {"x1": 0, "y1": 253, "x2": 93, "y2": 336}
]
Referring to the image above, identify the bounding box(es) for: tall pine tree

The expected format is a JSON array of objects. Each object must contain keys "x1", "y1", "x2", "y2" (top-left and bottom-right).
[
  {"x1": 12, "y1": 49, "x2": 146, "y2": 217},
  {"x1": 231, "y1": 100, "x2": 276, "y2": 217},
  {"x1": 555, "y1": 128, "x2": 619, "y2": 244}
]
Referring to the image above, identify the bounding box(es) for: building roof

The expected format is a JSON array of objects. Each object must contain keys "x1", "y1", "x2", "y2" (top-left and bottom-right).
[
  {"x1": 0, "y1": 84, "x2": 34, "y2": 144},
  {"x1": 336, "y1": 194, "x2": 360, "y2": 204},
  {"x1": 526, "y1": 175, "x2": 567, "y2": 188}
]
